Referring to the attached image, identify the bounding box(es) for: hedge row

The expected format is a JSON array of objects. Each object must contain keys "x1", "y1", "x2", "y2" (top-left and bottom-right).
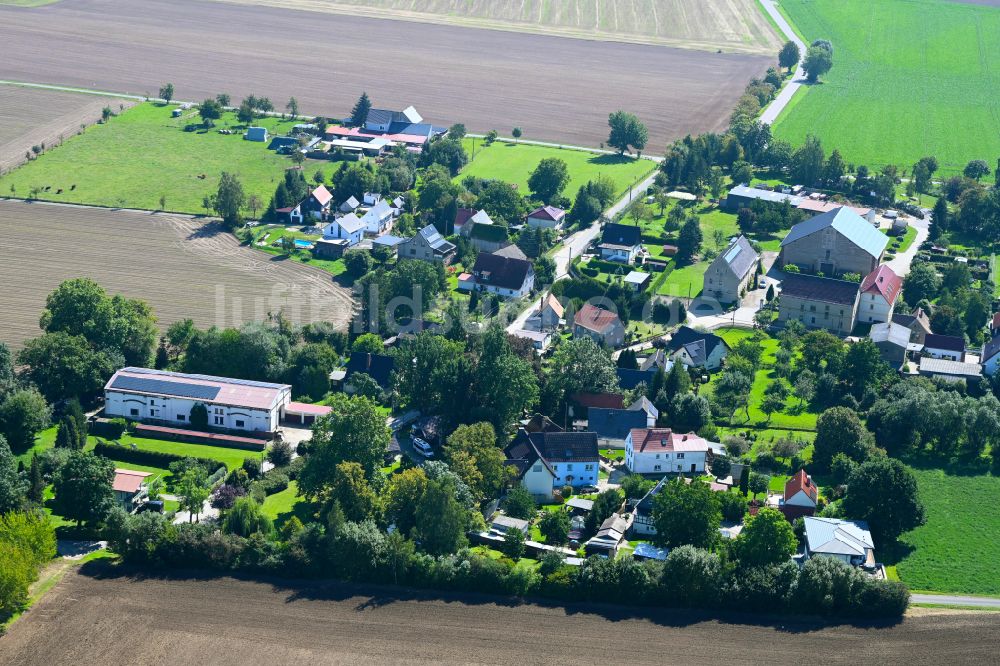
[{"x1": 94, "y1": 441, "x2": 218, "y2": 473}]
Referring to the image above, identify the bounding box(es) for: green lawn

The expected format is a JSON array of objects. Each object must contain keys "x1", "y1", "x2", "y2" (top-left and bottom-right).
[
  {"x1": 85, "y1": 434, "x2": 260, "y2": 471},
  {"x1": 261, "y1": 480, "x2": 311, "y2": 527},
  {"x1": 773, "y1": 0, "x2": 1000, "y2": 175},
  {"x1": 0, "y1": 102, "x2": 344, "y2": 214},
  {"x1": 894, "y1": 225, "x2": 918, "y2": 253},
  {"x1": 459, "y1": 139, "x2": 655, "y2": 199},
  {"x1": 896, "y1": 469, "x2": 1000, "y2": 595},
  {"x1": 657, "y1": 261, "x2": 710, "y2": 299},
  {"x1": 250, "y1": 225, "x2": 349, "y2": 278}
]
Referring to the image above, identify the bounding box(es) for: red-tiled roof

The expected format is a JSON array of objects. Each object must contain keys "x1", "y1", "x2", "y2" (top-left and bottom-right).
[
  {"x1": 454, "y1": 207, "x2": 476, "y2": 228},
  {"x1": 311, "y1": 185, "x2": 333, "y2": 207},
  {"x1": 629, "y1": 428, "x2": 708, "y2": 453},
  {"x1": 861, "y1": 265, "x2": 901, "y2": 303},
  {"x1": 992, "y1": 312, "x2": 1000, "y2": 329},
  {"x1": 542, "y1": 292, "x2": 564, "y2": 318},
  {"x1": 574, "y1": 303, "x2": 621, "y2": 334},
  {"x1": 113, "y1": 468, "x2": 152, "y2": 494},
  {"x1": 784, "y1": 469, "x2": 818, "y2": 503},
  {"x1": 134, "y1": 423, "x2": 270, "y2": 445}
]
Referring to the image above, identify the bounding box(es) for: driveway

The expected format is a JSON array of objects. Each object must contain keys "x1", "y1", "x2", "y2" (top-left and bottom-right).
[{"x1": 885, "y1": 214, "x2": 929, "y2": 276}]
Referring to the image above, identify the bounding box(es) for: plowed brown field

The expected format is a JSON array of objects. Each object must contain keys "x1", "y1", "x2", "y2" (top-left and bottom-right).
[
  {"x1": 1, "y1": 566, "x2": 997, "y2": 665},
  {"x1": 0, "y1": 0, "x2": 771, "y2": 151},
  {"x1": 0, "y1": 200, "x2": 353, "y2": 349},
  {"x1": 0, "y1": 85, "x2": 133, "y2": 174}
]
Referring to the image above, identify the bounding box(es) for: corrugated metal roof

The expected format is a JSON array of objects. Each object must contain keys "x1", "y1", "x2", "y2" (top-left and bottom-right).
[{"x1": 781, "y1": 206, "x2": 889, "y2": 259}]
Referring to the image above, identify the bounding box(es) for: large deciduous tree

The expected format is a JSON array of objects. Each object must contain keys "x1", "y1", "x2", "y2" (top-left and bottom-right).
[
  {"x1": 813, "y1": 407, "x2": 874, "y2": 470},
  {"x1": 802, "y1": 45, "x2": 833, "y2": 82},
  {"x1": 778, "y1": 40, "x2": 800, "y2": 73},
  {"x1": 843, "y1": 457, "x2": 925, "y2": 542},
  {"x1": 52, "y1": 451, "x2": 115, "y2": 528},
  {"x1": 732, "y1": 507, "x2": 797, "y2": 567},
  {"x1": 607, "y1": 111, "x2": 648, "y2": 156},
  {"x1": 652, "y1": 479, "x2": 720, "y2": 548},
  {"x1": 527, "y1": 157, "x2": 571, "y2": 203},
  {"x1": 299, "y1": 394, "x2": 390, "y2": 492}
]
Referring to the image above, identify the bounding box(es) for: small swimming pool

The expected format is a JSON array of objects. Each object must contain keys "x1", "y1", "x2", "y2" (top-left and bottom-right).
[{"x1": 294, "y1": 239, "x2": 314, "y2": 249}]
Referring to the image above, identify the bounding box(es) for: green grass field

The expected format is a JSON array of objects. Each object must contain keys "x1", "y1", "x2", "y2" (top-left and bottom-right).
[
  {"x1": 773, "y1": 0, "x2": 1000, "y2": 175},
  {"x1": 459, "y1": 139, "x2": 655, "y2": 199},
  {"x1": 0, "y1": 102, "x2": 342, "y2": 214},
  {"x1": 896, "y1": 468, "x2": 1000, "y2": 595}
]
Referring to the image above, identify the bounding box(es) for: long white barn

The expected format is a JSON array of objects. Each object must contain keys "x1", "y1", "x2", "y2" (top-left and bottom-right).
[{"x1": 104, "y1": 367, "x2": 292, "y2": 433}]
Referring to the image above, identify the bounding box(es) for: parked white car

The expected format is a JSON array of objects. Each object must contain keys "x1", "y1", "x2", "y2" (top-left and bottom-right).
[{"x1": 412, "y1": 436, "x2": 434, "y2": 458}]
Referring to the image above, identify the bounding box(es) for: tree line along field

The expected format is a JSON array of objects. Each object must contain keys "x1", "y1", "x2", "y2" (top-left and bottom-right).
[
  {"x1": 212, "y1": 0, "x2": 784, "y2": 54},
  {"x1": 0, "y1": 0, "x2": 771, "y2": 151},
  {"x1": 459, "y1": 139, "x2": 656, "y2": 199},
  {"x1": 0, "y1": 84, "x2": 133, "y2": 174},
  {"x1": 0, "y1": 103, "x2": 341, "y2": 214},
  {"x1": 772, "y1": 0, "x2": 1000, "y2": 175},
  {"x1": 0, "y1": 201, "x2": 354, "y2": 350}
]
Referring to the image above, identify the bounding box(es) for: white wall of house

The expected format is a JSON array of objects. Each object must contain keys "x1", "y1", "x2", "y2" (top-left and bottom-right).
[
  {"x1": 105, "y1": 390, "x2": 287, "y2": 432},
  {"x1": 323, "y1": 222, "x2": 363, "y2": 246},
  {"x1": 673, "y1": 344, "x2": 727, "y2": 371},
  {"x1": 526, "y1": 214, "x2": 562, "y2": 229},
  {"x1": 925, "y1": 347, "x2": 963, "y2": 361},
  {"x1": 480, "y1": 272, "x2": 534, "y2": 299},
  {"x1": 785, "y1": 490, "x2": 817, "y2": 508},
  {"x1": 857, "y1": 292, "x2": 894, "y2": 324},
  {"x1": 600, "y1": 246, "x2": 640, "y2": 263},
  {"x1": 624, "y1": 435, "x2": 707, "y2": 474},
  {"x1": 522, "y1": 463, "x2": 556, "y2": 499}
]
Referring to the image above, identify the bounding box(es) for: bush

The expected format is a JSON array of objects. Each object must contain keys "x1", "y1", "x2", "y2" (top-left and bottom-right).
[
  {"x1": 93, "y1": 441, "x2": 216, "y2": 473},
  {"x1": 242, "y1": 457, "x2": 262, "y2": 479},
  {"x1": 719, "y1": 491, "x2": 748, "y2": 522},
  {"x1": 560, "y1": 484, "x2": 573, "y2": 499},
  {"x1": 503, "y1": 485, "x2": 536, "y2": 520},
  {"x1": 267, "y1": 440, "x2": 293, "y2": 467},
  {"x1": 106, "y1": 418, "x2": 127, "y2": 438},
  {"x1": 251, "y1": 471, "x2": 289, "y2": 497}
]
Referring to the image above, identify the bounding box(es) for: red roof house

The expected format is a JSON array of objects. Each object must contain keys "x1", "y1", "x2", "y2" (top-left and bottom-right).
[
  {"x1": 780, "y1": 469, "x2": 818, "y2": 520},
  {"x1": 573, "y1": 303, "x2": 625, "y2": 347}
]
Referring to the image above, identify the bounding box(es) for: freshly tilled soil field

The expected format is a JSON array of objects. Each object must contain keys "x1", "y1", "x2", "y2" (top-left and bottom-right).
[
  {"x1": 0, "y1": 200, "x2": 353, "y2": 349},
  {"x1": 1, "y1": 567, "x2": 998, "y2": 665},
  {"x1": 0, "y1": 0, "x2": 771, "y2": 151}
]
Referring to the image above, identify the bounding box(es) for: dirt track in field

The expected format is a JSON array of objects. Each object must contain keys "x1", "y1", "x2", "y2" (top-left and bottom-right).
[
  {"x1": 0, "y1": 0, "x2": 770, "y2": 151},
  {"x1": 0, "y1": 85, "x2": 133, "y2": 174},
  {"x1": 0, "y1": 200, "x2": 353, "y2": 349},
  {"x1": 1, "y1": 566, "x2": 998, "y2": 665}
]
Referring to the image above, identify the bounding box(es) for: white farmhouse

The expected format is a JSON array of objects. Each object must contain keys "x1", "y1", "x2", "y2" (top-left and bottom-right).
[
  {"x1": 857, "y1": 264, "x2": 902, "y2": 324},
  {"x1": 104, "y1": 367, "x2": 292, "y2": 433},
  {"x1": 624, "y1": 428, "x2": 710, "y2": 475}
]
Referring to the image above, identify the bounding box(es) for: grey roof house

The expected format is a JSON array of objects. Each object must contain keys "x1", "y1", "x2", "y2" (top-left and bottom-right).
[
  {"x1": 666, "y1": 326, "x2": 730, "y2": 370},
  {"x1": 704, "y1": 235, "x2": 759, "y2": 304},
  {"x1": 779, "y1": 207, "x2": 888, "y2": 277},
  {"x1": 777, "y1": 274, "x2": 860, "y2": 335},
  {"x1": 398, "y1": 225, "x2": 456, "y2": 264}
]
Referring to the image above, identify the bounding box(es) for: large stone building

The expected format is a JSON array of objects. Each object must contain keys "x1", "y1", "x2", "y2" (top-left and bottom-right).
[
  {"x1": 703, "y1": 235, "x2": 759, "y2": 304},
  {"x1": 778, "y1": 273, "x2": 860, "y2": 335},
  {"x1": 779, "y1": 207, "x2": 888, "y2": 278}
]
